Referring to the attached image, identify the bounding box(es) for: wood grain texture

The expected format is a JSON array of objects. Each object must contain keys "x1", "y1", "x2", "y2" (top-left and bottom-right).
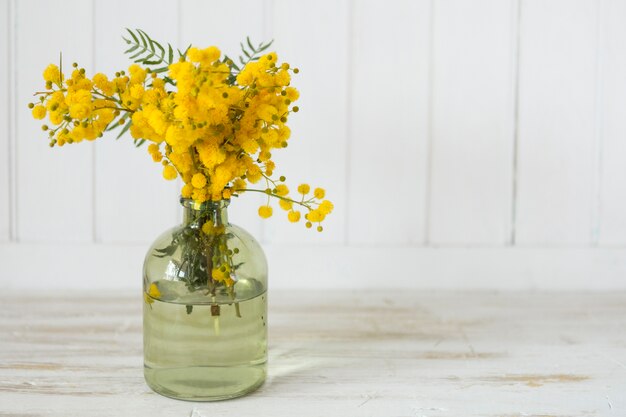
[
  {"x1": 515, "y1": 0, "x2": 598, "y2": 244},
  {"x1": 0, "y1": 0, "x2": 10, "y2": 242},
  {"x1": 348, "y1": 0, "x2": 431, "y2": 244},
  {"x1": 0, "y1": 291, "x2": 624, "y2": 416},
  {"x1": 597, "y1": 0, "x2": 626, "y2": 245},
  {"x1": 428, "y1": 0, "x2": 516, "y2": 244},
  {"x1": 93, "y1": 0, "x2": 180, "y2": 244},
  {"x1": 15, "y1": 0, "x2": 94, "y2": 243},
  {"x1": 263, "y1": 0, "x2": 349, "y2": 244}
]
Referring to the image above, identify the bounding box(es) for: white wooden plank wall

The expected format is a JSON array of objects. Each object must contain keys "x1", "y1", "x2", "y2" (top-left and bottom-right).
[
  {"x1": 515, "y1": 0, "x2": 598, "y2": 244},
  {"x1": 428, "y1": 0, "x2": 516, "y2": 245},
  {"x1": 0, "y1": 0, "x2": 10, "y2": 242},
  {"x1": 1, "y1": 0, "x2": 626, "y2": 288},
  {"x1": 348, "y1": 0, "x2": 430, "y2": 245},
  {"x1": 598, "y1": 0, "x2": 626, "y2": 245}
]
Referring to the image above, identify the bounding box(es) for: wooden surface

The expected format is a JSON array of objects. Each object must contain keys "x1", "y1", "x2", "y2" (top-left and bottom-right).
[{"x1": 0, "y1": 291, "x2": 625, "y2": 416}]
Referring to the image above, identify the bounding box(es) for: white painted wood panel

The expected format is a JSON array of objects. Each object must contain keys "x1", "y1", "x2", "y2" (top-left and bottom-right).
[
  {"x1": 1, "y1": 291, "x2": 625, "y2": 416},
  {"x1": 0, "y1": 0, "x2": 10, "y2": 242},
  {"x1": 3, "y1": 243, "x2": 626, "y2": 290},
  {"x1": 515, "y1": 0, "x2": 598, "y2": 244},
  {"x1": 93, "y1": 0, "x2": 180, "y2": 244},
  {"x1": 15, "y1": 0, "x2": 94, "y2": 242},
  {"x1": 428, "y1": 0, "x2": 516, "y2": 244},
  {"x1": 263, "y1": 0, "x2": 349, "y2": 244},
  {"x1": 598, "y1": 0, "x2": 626, "y2": 245},
  {"x1": 180, "y1": 0, "x2": 268, "y2": 241},
  {"x1": 348, "y1": 0, "x2": 430, "y2": 244}
]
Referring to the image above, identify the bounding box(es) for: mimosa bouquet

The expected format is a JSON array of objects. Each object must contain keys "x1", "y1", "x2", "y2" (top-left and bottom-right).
[{"x1": 29, "y1": 29, "x2": 333, "y2": 229}]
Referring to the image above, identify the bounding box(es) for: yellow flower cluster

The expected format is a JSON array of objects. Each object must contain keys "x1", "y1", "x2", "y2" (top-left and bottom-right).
[
  {"x1": 30, "y1": 37, "x2": 333, "y2": 230},
  {"x1": 30, "y1": 63, "x2": 119, "y2": 146}
]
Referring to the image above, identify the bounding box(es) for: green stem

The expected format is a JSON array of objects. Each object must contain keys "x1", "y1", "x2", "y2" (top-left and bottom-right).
[{"x1": 233, "y1": 188, "x2": 316, "y2": 210}]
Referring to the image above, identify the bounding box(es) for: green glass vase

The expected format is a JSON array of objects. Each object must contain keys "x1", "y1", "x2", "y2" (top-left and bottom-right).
[{"x1": 142, "y1": 198, "x2": 268, "y2": 401}]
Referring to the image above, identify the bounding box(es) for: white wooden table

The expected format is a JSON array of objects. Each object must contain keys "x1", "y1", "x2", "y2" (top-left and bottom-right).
[{"x1": 1, "y1": 291, "x2": 624, "y2": 416}]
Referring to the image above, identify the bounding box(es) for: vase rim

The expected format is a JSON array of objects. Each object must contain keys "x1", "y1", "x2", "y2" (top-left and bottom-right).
[{"x1": 179, "y1": 197, "x2": 230, "y2": 211}]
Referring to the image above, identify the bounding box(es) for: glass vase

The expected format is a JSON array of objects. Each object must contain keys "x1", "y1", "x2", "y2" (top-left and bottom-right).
[{"x1": 142, "y1": 198, "x2": 268, "y2": 401}]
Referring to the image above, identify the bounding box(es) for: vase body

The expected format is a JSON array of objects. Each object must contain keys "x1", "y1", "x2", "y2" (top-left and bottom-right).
[{"x1": 142, "y1": 198, "x2": 268, "y2": 401}]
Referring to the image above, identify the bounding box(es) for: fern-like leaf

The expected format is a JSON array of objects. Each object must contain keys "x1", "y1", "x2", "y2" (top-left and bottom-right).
[
  {"x1": 122, "y1": 28, "x2": 177, "y2": 68},
  {"x1": 237, "y1": 37, "x2": 274, "y2": 68}
]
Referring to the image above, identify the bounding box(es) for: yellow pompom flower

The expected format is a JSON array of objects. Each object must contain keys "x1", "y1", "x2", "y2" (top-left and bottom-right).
[
  {"x1": 319, "y1": 200, "x2": 334, "y2": 215},
  {"x1": 297, "y1": 183, "x2": 310, "y2": 195},
  {"x1": 275, "y1": 184, "x2": 289, "y2": 196},
  {"x1": 43, "y1": 64, "x2": 61, "y2": 83},
  {"x1": 69, "y1": 103, "x2": 91, "y2": 119},
  {"x1": 307, "y1": 209, "x2": 325, "y2": 223},
  {"x1": 31, "y1": 105, "x2": 47, "y2": 120},
  {"x1": 314, "y1": 187, "x2": 325, "y2": 199},
  {"x1": 247, "y1": 164, "x2": 262, "y2": 183},
  {"x1": 258, "y1": 205, "x2": 273, "y2": 219},
  {"x1": 148, "y1": 282, "x2": 161, "y2": 298},
  {"x1": 163, "y1": 164, "x2": 178, "y2": 180},
  {"x1": 188, "y1": 46, "x2": 221, "y2": 66},
  {"x1": 191, "y1": 173, "x2": 207, "y2": 189},
  {"x1": 144, "y1": 282, "x2": 161, "y2": 305},
  {"x1": 233, "y1": 178, "x2": 246, "y2": 192},
  {"x1": 288, "y1": 210, "x2": 301, "y2": 223},
  {"x1": 279, "y1": 199, "x2": 293, "y2": 211},
  {"x1": 181, "y1": 183, "x2": 193, "y2": 198},
  {"x1": 202, "y1": 222, "x2": 215, "y2": 235},
  {"x1": 211, "y1": 266, "x2": 231, "y2": 282}
]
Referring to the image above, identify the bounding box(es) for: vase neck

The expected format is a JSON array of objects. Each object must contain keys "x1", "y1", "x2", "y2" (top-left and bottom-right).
[{"x1": 180, "y1": 198, "x2": 229, "y2": 227}]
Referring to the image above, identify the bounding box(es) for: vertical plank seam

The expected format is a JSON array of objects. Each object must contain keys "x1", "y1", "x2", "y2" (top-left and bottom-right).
[
  {"x1": 344, "y1": 0, "x2": 354, "y2": 246},
  {"x1": 4, "y1": 0, "x2": 11, "y2": 242},
  {"x1": 259, "y1": 0, "x2": 274, "y2": 245},
  {"x1": 423, "y1": 0, "x2": 435, "y2": 246},
  {"x1": 91, "y1": 0, "x2": 98, "y2": 243},
  {"x1": 8, "y1": 0, "x2": 17, "y2": 242},
  {"x1": 509, "y1": 0, "x2": 522, "y2": 246},
  {"x1": 591, "y1": 0, "x2": 604, "y2": 246},
  {"x1": 175, "y1": 0, "x2": 183, "y2": 226}
]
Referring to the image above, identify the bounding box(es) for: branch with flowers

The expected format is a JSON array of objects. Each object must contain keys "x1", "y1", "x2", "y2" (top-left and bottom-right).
[{"x1": 29, "y1": 29, "x2": 333, "y2": 230}]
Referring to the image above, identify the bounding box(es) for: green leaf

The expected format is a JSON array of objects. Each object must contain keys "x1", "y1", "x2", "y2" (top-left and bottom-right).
[
  {"x1": 106, "y1": 113, "x2": 129, "y2": 132},
  {"x1": 178, "y1": 45, "x2": 191, "y2": 60},
  {"x1": 116, "y1": 120, "x2": 132, "y2": 139},
  {"x1": 258, "y1": 40, "x2": 273, "y2": 52},
  {"x1": 138, "y1": 29, "x2": 155, "y2": 51},
  {"x1": 124, "y1": 44, "x2": 140, "y2": 54},
  {"x1": 136, "y1": 29, "x2": 148, "y2": 47},
  {"x1": 152, "y1": 40, "x2": 165, "y2": 58},
  {"x1": 134, "y1": 138, "x2": 146, "y2": 147},
  {"x1": 247, "y1": 36, "x2": 254, "y2": 51},
  {"x1": 125, "y1": 28, "x2": 139, "y2": 44},
  {"x1": 167, "y1": 44, "x2": 174, "y2": 64},
  {"x1": 129, "y1": 49, "x2": 146, "y2": 60}
]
